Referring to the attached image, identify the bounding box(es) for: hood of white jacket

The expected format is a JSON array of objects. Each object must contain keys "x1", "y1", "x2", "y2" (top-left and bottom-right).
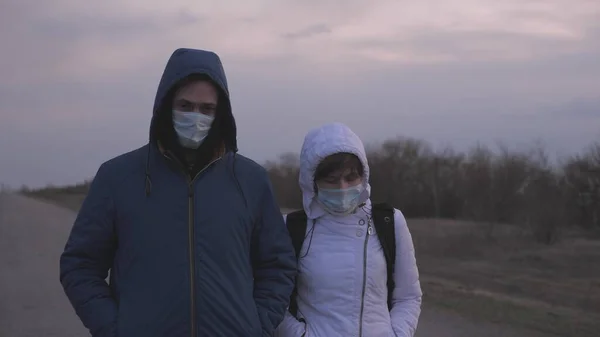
[{"x1": 298, "y1": 122, "x2": 371, "y2": 219}]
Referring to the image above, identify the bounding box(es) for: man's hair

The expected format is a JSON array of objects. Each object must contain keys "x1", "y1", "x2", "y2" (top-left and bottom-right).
[
  {"x1": 173, "y1": 73, "x2": 213, "y2": 93},
  {"x1": 314, "y1": 152, "x2": 364, "y2": 181}
]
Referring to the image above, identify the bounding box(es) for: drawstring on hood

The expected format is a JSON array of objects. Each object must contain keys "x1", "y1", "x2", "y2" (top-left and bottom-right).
[{"x1": 143, "y1": 48, "x2": 242, "y2": 200}]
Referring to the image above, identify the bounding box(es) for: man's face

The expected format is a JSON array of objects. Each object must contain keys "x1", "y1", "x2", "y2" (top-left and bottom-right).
[{"x1": 172, "y1": 80, "x2": 218, "y2": 117}]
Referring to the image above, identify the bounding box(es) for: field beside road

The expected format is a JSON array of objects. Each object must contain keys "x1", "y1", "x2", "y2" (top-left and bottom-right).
[
  {"x1": 409, "y1": 218, "x2": 600, "y2": 337},
  {"x1": 7, "y1": 190, "x2": 600, "y2": 336}
]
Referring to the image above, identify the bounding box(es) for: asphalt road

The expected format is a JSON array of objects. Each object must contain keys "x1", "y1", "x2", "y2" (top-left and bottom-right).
[{"x1": 0, "y1": 192, "x2": 551, "y2": 337}]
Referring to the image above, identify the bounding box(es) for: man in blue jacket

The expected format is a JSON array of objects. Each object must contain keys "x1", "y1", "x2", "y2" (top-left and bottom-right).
[{"x1": 59, "y1": 48, "x2": 297, "y2": 337}]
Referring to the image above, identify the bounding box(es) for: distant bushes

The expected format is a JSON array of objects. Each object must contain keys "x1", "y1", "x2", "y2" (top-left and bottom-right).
[
  {"x1": 266, "y1": 138, "x2": 600, "y2": 244},
  {"x1": 20, "y1": 137, "x2": 600, "y2": 244},
  {"x1": 21, "y1": 181, "x2": 91, "y2": 198}
]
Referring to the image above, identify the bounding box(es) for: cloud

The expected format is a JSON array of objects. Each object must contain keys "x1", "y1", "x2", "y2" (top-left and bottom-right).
[
  {"x1": 3, "y1": 0, "x2": 599, "y2": 79},
  {"x1": 282, "y1": 24, "x2": 332, "y2": 40},
  {"x1": 1, "y1": 0, "x2": 599, "y2": 187}
]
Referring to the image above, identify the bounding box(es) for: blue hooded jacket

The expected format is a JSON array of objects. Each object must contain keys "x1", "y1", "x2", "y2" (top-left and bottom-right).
[{"x1": 59, "y1": 48, "x2": 297, "y2": 337}]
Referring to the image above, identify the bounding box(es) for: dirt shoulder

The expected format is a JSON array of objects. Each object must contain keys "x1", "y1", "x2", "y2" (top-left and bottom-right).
[{"x1": 410, "y1": 218, "x2": 600, "y2": 337}]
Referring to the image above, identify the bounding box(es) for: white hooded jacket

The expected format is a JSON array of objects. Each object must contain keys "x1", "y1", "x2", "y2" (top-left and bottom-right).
[{"x1": 275, "y1": 123, "x2": 422, "y2": 337}]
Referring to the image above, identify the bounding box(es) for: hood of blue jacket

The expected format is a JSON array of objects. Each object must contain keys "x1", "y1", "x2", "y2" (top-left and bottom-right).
[{"x1": 149, "y1": 48, "x2": 237, "y2": 152}]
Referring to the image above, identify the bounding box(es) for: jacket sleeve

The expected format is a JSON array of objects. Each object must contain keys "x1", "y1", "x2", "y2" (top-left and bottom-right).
[
  {"x1": 274, "y1": 311, "x2": 307, "y2": 337},
  {"x1": 252, "y1": 175, "x2": 298, "y2": 336},
  {"x1": 390, "y1": 209, "x2": 422, "y2": 337},
  {"x1": 59, "y1": 164, "x2": 118, "y2": 337},
  {"x1": 273, "y1": 214, "x2": 306, "y2": 337}
]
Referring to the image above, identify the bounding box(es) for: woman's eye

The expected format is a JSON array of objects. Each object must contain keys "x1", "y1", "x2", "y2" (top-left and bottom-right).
[{"x1": 345, "y1": 174, "x2": 359, "y2": 182}]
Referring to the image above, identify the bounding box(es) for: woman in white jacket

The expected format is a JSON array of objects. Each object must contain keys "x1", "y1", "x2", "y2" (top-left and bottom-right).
[{"x1": 275, "y1": 123, "x2": 422, "y2": 337}]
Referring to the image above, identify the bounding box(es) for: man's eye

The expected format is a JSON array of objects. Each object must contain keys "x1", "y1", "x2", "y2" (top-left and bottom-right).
[{"x1": 201, "y1": 104, "x2": 216, "y2": 113}]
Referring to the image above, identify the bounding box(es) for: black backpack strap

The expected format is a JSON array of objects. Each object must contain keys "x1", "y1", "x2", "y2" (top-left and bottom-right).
[
  {"x1": 285, "y1": 210, "x2": 308, "y2": 318},
  {"x1": 372, "y1": 202, "x2": 396, "y2": 310}
]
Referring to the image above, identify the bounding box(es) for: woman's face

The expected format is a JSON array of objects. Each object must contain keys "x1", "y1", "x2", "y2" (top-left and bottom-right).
[{"x1": 315, "y1": 168, "x2": 363, "y2": 190}]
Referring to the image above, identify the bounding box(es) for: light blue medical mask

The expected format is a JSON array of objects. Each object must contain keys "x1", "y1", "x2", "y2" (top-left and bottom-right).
[
  {"x1": 316, "y1": 184, "x2": 365, "y2": 215},
  {"x1": 172, "y1": 110, "x2": 214, "y2": 149}
]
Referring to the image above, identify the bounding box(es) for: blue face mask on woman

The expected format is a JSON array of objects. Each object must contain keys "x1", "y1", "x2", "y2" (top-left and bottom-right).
[{"x1": 316, "y1": 183, "x2": 364, "y2": 215}]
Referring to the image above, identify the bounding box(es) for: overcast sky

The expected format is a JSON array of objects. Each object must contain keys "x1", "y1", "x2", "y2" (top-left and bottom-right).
[{"x1": 1, "y1": 0, "x2": 599, "y2": 188}]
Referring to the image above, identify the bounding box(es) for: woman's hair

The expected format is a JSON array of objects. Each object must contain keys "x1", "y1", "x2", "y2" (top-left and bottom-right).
[{"x1": 314, "y1": 152, "x2": 364, "y2": 181}]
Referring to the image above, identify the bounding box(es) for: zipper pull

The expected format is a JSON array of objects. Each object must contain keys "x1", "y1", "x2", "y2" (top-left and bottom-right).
[{"x1": 367, "y1": 226, "x2": 373, "y2": 235}]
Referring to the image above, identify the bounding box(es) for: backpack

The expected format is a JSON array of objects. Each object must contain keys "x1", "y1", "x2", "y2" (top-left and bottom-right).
[{"x1": 285, "y1": 202, "x2": 396, "y2": 318}]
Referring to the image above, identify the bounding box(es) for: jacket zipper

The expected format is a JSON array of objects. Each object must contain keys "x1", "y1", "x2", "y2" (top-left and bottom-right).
[
  {"x1": 183, "y1": 157, "x2": 222, "y2": 337},
  {"x1": 187, "y1": 181, "x2": 195, "y2": 337},
  {"x1": 358, "y1": 218, "x2": 373, "y2": 337}
]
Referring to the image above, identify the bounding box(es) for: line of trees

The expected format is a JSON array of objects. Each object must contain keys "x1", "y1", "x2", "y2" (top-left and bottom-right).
[
  {"x1": 19, "y1": 181, "x2": 91, "y2": 195},
  {"x1": 14, "y1": 137, "x2": 599, "y2": 245},
  {"x1": 265, "y1": 138, "x2": 600, "y2": 244}
]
